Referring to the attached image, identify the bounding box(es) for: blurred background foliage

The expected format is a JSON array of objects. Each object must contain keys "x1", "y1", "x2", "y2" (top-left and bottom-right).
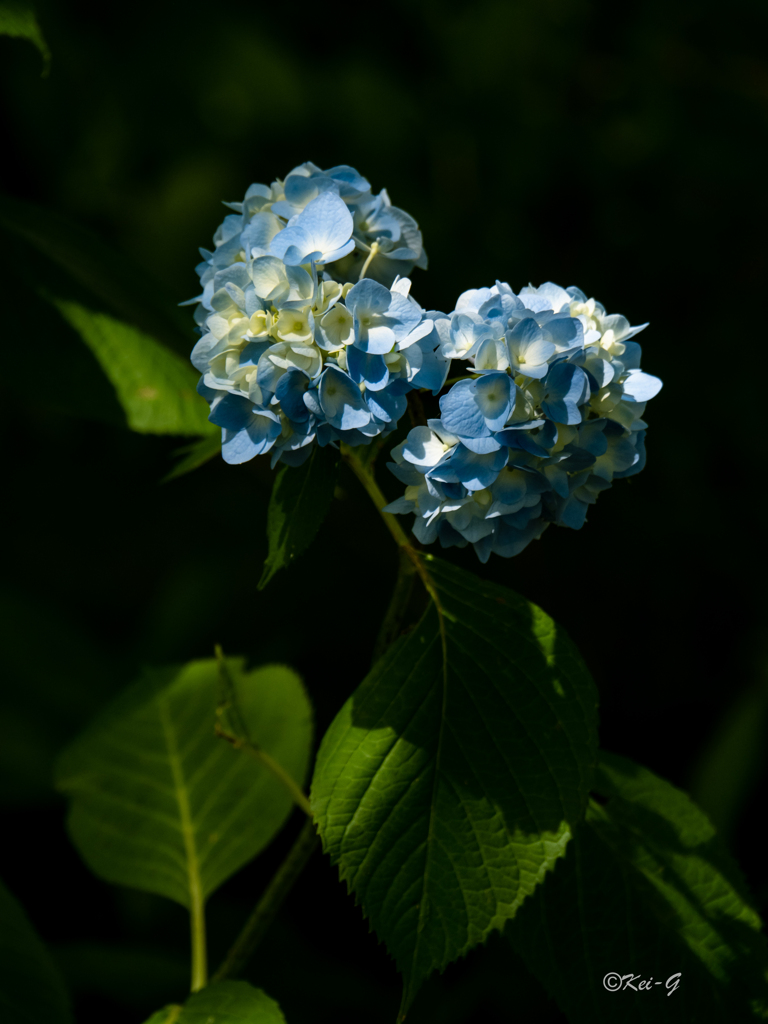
[{"x1": 1, "y1": 0, "x2": 767, "y2": 1021}]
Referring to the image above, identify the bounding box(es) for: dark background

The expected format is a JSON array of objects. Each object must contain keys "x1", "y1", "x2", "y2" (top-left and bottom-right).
[{"x1": 1, "y1": 1, "x2": 767, "y2": 1021}]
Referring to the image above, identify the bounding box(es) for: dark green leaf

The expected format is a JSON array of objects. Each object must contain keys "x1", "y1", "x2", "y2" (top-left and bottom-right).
[
  {"x1": 163, "y1": 433, "x2": 222, "y2": 482},
  {"x1": 52, "y1": 299, "x2": 214, "y2": 436},
  {"x1": 258, "y1": 445, "x2": 338, "y2": 589},
  {"x1": 55, "y1": 659, "x2": 312, "y2": 907},
  {"x1": 0, "y1": 193, "x2": 191, "y2": 352},
  {"x1": 0, "y1": 877, "x2": 72, "y2": 1024},
  {"x1": 142, "y1": 981, "x2": 286, "y2": 1024},
  {"x1": 0, "y1": 2, "x2": 49, "y2": 74},
  {"x1": 507, "y1": 752, "x2": 768, "y2": 1022},
  {"x1": 311, "y1": 554, "x2": 599, "y2": 1017}
]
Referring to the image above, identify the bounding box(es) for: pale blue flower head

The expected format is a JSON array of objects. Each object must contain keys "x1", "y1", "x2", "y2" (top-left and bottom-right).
[
  {"x1": 185, "y1": 163, "x2": 437, "y2": 467},
  {"x1": 385, "y1": 280, "x2": 662, "y2": 562}
]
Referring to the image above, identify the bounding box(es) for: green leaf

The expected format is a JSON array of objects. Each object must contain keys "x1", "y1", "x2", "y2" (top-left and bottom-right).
[
  {"x1": 0, "y1": 2, "x2": 49, "y2": 74},
  {"x1": 55, "y1": 659, "x2": 312, "y2": 907},
  {"x1": 142, "y1": 981, "x2": 286, "y2": 1024},
  {"x1": 258, "y1": 445, "x2": 339, "y2": 589},
  {"x1": 163, "y1": 433, "x2": 222, "y2": 482},
  {"x1": 507, "y1": 752, "x2": 768, "y2": 1022},
  {"x1": 0, "y1": 193, "x2": 209, "y2": 437},
  {"x1": 0, "y1": 877, "x2": 72, "y2": 1024},
  {"x1": 311, "y1": 554, "x2": 599, "y2": 1017},
  {"x1": 51, "y1": 299, "x2": 215, "y2": 436}
]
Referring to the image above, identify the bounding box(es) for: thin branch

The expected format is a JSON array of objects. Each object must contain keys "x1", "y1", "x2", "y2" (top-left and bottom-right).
[
  {"x1": 340, "y1": 443, "x2": 448, "y2": 656},
  {"x1": 211, "y1": 817, "x2": 319, "y2": 983},
  {"x1": 214, "y1": 647, "x2": 313, "y2": 818}
]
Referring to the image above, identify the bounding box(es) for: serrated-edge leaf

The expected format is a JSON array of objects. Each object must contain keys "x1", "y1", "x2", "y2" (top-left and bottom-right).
[
  {"x1": 312, "y1": 556, "x2": 598, "y2": 1016},
  {"x1": 507, "y1": 752, "x2": 768, "y2": 1023},
  {"x1": 258, "y1": 446, "x2": 338, "y2": 589},
  {"x1": 52, "y1": 299, "x2": 215, "y2": 436}
]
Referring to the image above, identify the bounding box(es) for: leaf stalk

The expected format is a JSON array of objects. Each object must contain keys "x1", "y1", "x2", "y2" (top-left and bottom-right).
[{"x1": 211, "y1": 817, "x2": 319, "y2": 983}]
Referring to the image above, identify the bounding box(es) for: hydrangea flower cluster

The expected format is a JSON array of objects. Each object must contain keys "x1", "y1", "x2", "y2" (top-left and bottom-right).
[
  {"x1": 187, "y1": 163, "x2": 662, "y2": 560},
  {"x1": 383, "y1": 281, "x2": 662, "y2": 561},
  {"x1": 186, "y1": 163, "x2": 445, "y2": 466}
]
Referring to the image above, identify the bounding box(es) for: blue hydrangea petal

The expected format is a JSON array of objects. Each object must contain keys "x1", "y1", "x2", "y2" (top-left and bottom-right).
[
  {"x1": 402, "y1": 426, "x2": 450, "y2": 469},
  {"x1": 437, "y1": 520, "x2": 469, "y2": 549},
  {"x1": 270, "y1": 191, "x2": 355, "y2": 266},
  {"x1": 541, "y1": 362, "x2": 589, "y2": 425},
  {"x1": 366, "y1": 387, "x2": 407, "y2": 425},
  {"x1": 347, "y1": 346, "x2": 390, "y2": 391},
  {"x1": 621, "y1": 369, "x2": 663, "y2": 402},
  {"x1": 275, "y1": 368, "x2": 311, "y2": 422},
  {"x1": 557, "y1": 494, "x2": 589, "y2": 530},
  {"x1": 241, "y1": 212, "x2": 285, "y2": 257},
  {"x1": 473, "y1": 372, "x2": 514, "y2": 431},
  {"x1": 458, "y1": 435, "x2": 503, "y2": 455},
  {"x1": 387, "y1": 460, "x2": 423, "y2": 486},
  {"x1": 319, "y1": 365, "x2": 371, "y2": 430},
  {"x1": 439, "y1": 379, "x2": 488, "y2": 439},
  {"x1": 413, "y1": 515, "x2": 439, "y2": 545},
  {"x1": 208, "y1": 392, "x2": 256, "y2": 431},
  {"x1": 221, "y1": 408, "x2": 282, "y2": 465},
  {"x1": 497, "y1": 430, "x2": 550, "y2": 458},
  {"x1": 428, "y1": 444, "x2": 508, "y2": 490},
  {"x1": 406, "y1": 326, "x2": 451, "y2": 395},
  {"x1": 345, "y1": 279, "x2": 391, "y2": 317},
  {"x1": 614, "y1": 430, "x2": 646, "y2": 478}
]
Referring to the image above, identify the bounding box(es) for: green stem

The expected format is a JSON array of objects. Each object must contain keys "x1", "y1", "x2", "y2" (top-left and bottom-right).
[
  {"x1": 211, "y1": 817, "x2": 319, "y2": 983},
  {"x1": 341, "y1": 443, "x2": 415, "y2": 551},
  {"x1": 215, "y1": 722, "x2": 313, "y2": 818},
  {"x1": 371, "y1": 547, "x2": 417, "y2": 665},
  {"x1": 190, "y1": 898, "x2": 207, "y2": 993},
  {"x1": 340, "y1": 444, "x2": 447, "y2": 622},
  {"x1": 214, "y1": 646, "x2": 313, "y2": 818},
  {"x1": 159, "y1": 699, "x2": 207, "y2": 992}
]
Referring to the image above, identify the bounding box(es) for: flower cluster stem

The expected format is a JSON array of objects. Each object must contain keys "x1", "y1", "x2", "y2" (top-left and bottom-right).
[{"x1": 340, "y1": 444, "x2": 448, "y2": 647}]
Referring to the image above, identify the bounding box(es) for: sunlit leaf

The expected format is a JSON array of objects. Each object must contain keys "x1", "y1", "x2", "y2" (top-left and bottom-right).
[
  {"x1": 311, "y1": 554, "x2": 599, "y2": 1017},
  {"x1": 52, "y1": 299, "x2": 215, "y2": 436},
  {"x1": 0, "y1": 877, "x2": 72, "y2": 1024},
  {"x1": 507, "y1": 752, "x2": 768, "y2": 1022},
  {"x1": 142, "y1": 981, "x2": 286, "y2": 1024},
  {"x1": 55, "y1": 659, "x2": 312, "y2": 907},
  {"x1": 258, "y1": 445, "x2": 338, "y2": 590},
  {"x1": 0, "y1": 1, "x2": 49, "y2": 74}
]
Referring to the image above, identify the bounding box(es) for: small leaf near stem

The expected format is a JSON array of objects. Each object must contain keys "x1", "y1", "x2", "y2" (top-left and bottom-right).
[
  {"x1": 211, "y1": 817, "x2": 319, "y2": 984},
  {"x1": 215, "y1": 647, "x2": 313, "y2": 818}
]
